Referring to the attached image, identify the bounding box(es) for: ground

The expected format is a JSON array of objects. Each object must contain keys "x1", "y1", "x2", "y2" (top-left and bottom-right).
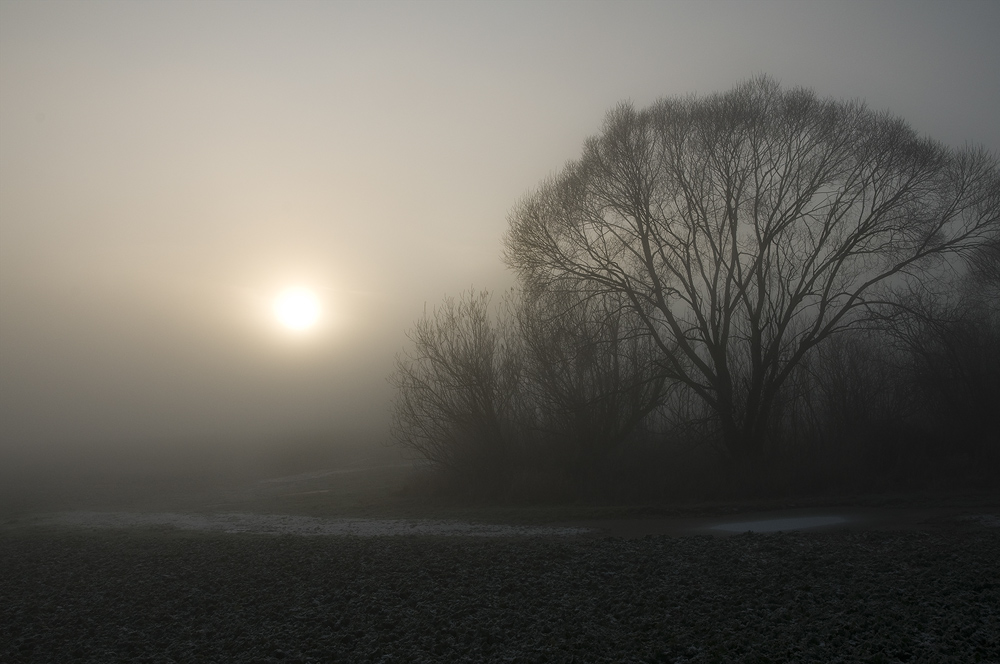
[{"x1": 2, "y1": 458, "x2": 999, "y2": 663}]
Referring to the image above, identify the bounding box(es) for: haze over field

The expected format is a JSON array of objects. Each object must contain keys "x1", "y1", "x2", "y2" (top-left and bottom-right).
[{"x1": 2, "y1": 0, "x2": 999, "y2": 485}]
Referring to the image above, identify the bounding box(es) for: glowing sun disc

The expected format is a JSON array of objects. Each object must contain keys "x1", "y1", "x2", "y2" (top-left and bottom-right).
[{"x1": 273, "y1": 288, "x2": 321, "y2": 331}]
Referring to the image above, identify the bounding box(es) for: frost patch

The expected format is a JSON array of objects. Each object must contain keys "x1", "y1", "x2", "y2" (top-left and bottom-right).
[{"x1": 46, "y1": 511, "x2": 591, "y2": 537}]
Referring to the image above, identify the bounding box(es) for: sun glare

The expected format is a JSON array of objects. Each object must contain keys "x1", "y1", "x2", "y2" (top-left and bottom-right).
[{"x1": 273, "y1": 288, "x2": 321, "y2": 331}]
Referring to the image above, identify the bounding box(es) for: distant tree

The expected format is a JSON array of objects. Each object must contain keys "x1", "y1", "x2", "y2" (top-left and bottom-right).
[
  {"x1": 889, "y1": 275, "x2": 1000, "y2": 460},
  {"x1": 389, "y1": 291, "x2": 522, "y2": 492},
  {"x1": 390, "y1": 287, "x2": 669, "y2": 497},
  {"x1": 514, "y1": 289, "x2": 668, "y2": 487},
  {"x1": 505, "y1": 76, "x2": 1000, "y2": 464}
]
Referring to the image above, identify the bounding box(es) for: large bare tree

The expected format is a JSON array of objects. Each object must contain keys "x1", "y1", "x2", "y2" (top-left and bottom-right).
[{"x1": 505, "y1": 76, "x2": 1000, "y2": 462}]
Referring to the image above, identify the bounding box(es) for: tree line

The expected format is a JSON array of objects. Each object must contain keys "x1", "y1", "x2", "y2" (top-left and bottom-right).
[{"x1": 391, "y1": 77, "x2": 1000, "y2": 501}]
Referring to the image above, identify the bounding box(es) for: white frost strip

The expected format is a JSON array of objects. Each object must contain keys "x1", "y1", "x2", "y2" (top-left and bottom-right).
[
  {"x1": 710, "y1": 515, "x2": 848, "y2": 533},
  {"x1": 47, "y1": 511, "x2": 591, "y2": 537}
]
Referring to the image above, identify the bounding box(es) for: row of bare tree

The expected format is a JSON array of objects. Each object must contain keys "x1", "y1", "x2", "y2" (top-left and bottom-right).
[{"x1": 391, "y1": 77, "x2": 1000, "y2": 500}]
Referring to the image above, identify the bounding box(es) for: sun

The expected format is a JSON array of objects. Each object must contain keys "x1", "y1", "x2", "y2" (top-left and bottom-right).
[{"x1": 273, "y1": 287, "x2": 321, "y2": 331}]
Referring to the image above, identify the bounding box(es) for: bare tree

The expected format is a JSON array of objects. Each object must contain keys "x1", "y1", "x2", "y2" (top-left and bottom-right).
[
  {"x1": 505, "y1": 76, "x2": 1000, "y2": 463},
  {"x1": 389, "y1": 291, "x2": 523, "y2": 490},
  {"x1": 888, "y1": 276, "x2": 1000, "y2": 457},
  {"x1": 514, "y1": 289, "x2": 667, "y2": 485},
  {"x1": 390, "y1": 286, "x2": 668, "y2": 496}
]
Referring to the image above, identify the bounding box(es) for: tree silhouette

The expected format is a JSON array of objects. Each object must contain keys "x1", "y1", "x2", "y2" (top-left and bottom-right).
[
  {"x1": 505, "y1": 76, "x2": 1000, "y2": 463},
  {"x1": 390, "y1": 291, "x2": 522, "y2": 492},
  {"x1": 514, "y1": 289, "x2": 667, "y2": 488}
]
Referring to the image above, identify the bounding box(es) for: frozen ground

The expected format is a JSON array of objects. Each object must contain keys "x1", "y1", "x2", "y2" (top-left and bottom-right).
[
  {"x1": 8, "y1": 460, "x2": 1000, "y2": 539},
  {"x1": 37, "y1": 508, "x2": 1000, "y2": 538},
  {"x1": 4, "y1": 523, "x2": 999, "y2": 663},
  {"x1": 43, "y1": 510, "x2": 592, "y2": 537}
]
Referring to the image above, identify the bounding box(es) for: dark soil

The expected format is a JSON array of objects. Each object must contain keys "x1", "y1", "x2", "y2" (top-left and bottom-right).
[{"x1": 2, "y1": 526, "x2": 998, "y2": 663}]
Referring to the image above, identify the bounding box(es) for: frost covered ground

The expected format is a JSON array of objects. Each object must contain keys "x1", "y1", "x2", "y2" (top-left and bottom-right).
[
  {"x1": 4, "y1": 462, "x2": 999, "y2": 662},
  {"x1": 3, "y1": 523, "x2": 998, "y2": 663},
  {"x1": 44, "y1": 510, "x2": 592, "y2": 537}
]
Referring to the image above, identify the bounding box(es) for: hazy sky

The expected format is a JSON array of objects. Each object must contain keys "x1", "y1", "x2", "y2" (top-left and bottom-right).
[{"x1": 2, "y1": 0, "x2": 998, "y2": 461}]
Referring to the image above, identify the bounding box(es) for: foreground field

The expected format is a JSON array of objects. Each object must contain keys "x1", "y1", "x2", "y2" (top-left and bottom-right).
[
  {"x1": 2, "y1": 525, "x2": 998, "y2": 663},
  {"x1": 4, "y1": 457, "x2": 1000, "y2": 662}
]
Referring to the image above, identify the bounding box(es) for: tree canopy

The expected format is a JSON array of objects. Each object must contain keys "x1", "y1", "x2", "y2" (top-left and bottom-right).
[{"x1": 504, "y1": 76, "x2": 1000, "y2": 461}]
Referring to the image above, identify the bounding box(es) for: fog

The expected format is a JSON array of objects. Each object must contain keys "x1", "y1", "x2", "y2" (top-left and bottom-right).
[{"x1": 2, "y1": 0, "x2": 999, "y2": 501}]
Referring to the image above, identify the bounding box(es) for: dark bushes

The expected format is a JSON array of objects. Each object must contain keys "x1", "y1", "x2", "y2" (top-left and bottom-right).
[{"x1": 391, "y1": 282, "x2": 999, "y2": 502}]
